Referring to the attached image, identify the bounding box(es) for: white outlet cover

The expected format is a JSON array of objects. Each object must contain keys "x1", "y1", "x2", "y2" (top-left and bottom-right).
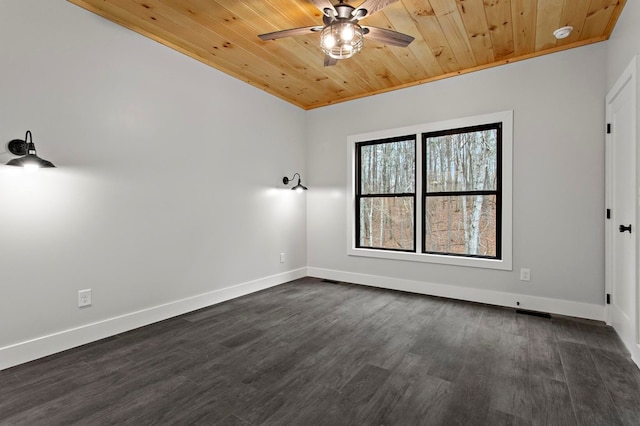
[{"x1": 78, "y1": 289, "x2": 92, "y2": 307}]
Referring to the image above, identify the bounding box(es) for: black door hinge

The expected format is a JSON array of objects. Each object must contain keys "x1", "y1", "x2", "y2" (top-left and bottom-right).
[
  {"x1": 606, "y1": 208, "x2": 611, "y2": 219},
  {"x1": 606, "y1": 293, "x2": 611, "y2": 305},
  {"x1": 607, "y1": 123, "x2": 612, "y2": 134}
]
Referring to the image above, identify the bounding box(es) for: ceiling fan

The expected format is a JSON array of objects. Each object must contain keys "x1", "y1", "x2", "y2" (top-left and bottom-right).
[{"x1": 258, "y1": 0, "x2": 415, "y2": 66}]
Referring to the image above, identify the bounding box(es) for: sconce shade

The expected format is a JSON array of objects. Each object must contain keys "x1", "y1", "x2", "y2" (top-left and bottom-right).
[
  {"x1": 6, "y1": 153, "x2": 55, "y2": 168},
  {"x1": 6, "y1": 131, "x2": 55, "y2": 168},
  {"x1": 283, "y1": 173, "x2": 308, "y2": 191},
  {"x1": 292, "y1": 179, "x2": 308, "y2": 192}
]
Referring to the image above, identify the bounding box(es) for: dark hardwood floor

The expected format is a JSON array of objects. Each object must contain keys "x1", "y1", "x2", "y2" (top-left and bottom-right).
[{"x1": 2, "y1": 277, "x2": 640, "y2": 425}]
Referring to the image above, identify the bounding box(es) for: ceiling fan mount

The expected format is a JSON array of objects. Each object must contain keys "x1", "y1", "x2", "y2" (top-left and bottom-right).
[
  {"x1": 323, "y1": 1, "x2": 360, "y2": 20},
  {"x1": 258, "y1": 0, "x2": 414, "y2": 66}
]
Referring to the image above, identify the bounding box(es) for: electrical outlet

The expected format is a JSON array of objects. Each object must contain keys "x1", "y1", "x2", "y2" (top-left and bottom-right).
[
  {"x1": 520, "y1": 268, "x2": 531, "y2": 282},
  {"x1": 280, "y1": 253, "x2": 286, "y2": 263},
  {"x1": 78, "y1": 289, "x2": 92, "y2": 307}
]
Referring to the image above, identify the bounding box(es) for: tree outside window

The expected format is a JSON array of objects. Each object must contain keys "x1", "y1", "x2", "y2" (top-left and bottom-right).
[
  {"x1": 356, "y1": 136, "x2": 416, "y2": 251},
  {"x1": 422, "y1": 123, "x2": 501, "y2": 259}
]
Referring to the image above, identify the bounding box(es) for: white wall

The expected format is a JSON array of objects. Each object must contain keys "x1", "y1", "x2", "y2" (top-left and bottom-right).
[
  {"x1": 607, "y1": 0, "x2": 640, "y2": 90},
  {"x1": 2, "y1": 0, "x2": 629, "y2": 370},
  {"x1": 0, "y1": 0, "x2": 306, "y2": 368},
  {"x1": 306, "y1": 43, "x2": 608, "y2": 317}
]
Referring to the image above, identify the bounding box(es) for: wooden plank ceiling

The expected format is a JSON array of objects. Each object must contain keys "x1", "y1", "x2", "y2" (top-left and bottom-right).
[{"x1": 67, "y1": 0, "x2": 625, "y2": 110}]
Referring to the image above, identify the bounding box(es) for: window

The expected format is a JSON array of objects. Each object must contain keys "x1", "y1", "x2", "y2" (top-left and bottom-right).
[
  {"x1": 348, "y1": 111, "x2": 512, "y2": 270},
  {"x1": 422, "y1": 123, "x2": 501, "y2": 259},
  {"x1": 356, "y1": 136, "x2": 416, "y2": 251}
]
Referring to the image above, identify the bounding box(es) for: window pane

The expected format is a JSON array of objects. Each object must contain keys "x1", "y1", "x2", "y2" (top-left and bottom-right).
[
  {"x1": 424, "y1": 195, "x2": 497, "y2": 257},
  {"x1": 359, "y1": 197, "x2": 414, "y2": 250},
  {"x1": 360, "y1": 139, "x2": 415, "y2": 194},
  {"x1": 425, "y1": 129, "x2": 497, "y2": 192}
]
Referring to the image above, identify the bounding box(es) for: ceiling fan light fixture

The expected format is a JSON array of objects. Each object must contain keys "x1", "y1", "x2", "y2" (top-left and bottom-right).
[
  {"x1": 256, "y1": 0, "x2": 414, "y2": 68},
  {"x1": 321, "y1": 21, "x2": 363, "y2": 60}
]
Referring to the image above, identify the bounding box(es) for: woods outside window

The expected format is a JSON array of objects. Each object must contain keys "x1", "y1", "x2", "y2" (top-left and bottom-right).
[
  {"x1": 422, "y1": 123, "x2": 501, "y2": 259},
  {"x1": 348, "y1": 111, "x2": 513, "y2": 271},
  {"x1": 356, "y1": 136, "x2": 416, "y2": 251}
]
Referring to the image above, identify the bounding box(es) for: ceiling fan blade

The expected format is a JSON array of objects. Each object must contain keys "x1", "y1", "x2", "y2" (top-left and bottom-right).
[
  {"x1": 324, "y1": 55, "x2": 338, "y2": 67},
  {"x1": 258, "y1": 26, "x2": 323, "y2": 41},
  {"x1": 353, "y1": 0, "x2": 399, "y2": 19},
  {"x1": 307, "y1": 0, "x2": 337, "y2": 17},
  {"x1": 363, "y1": 26, "x2": 414, "y2": 47}
]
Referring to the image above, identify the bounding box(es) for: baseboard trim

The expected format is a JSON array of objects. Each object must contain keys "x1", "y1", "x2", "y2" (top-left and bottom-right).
[
  {"x1": 630, "y1": 345, "x2": 640, "y2": 369},
  {"x1": 307, "y1": 267, "x2": 605, "y2": 321},
  {"x1": 0, "y1": 268, "x2": 307, "y2": 371}
]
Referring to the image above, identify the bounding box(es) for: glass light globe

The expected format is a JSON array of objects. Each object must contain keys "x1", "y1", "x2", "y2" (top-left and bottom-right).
[
  {"x1": 320, "y1": 21, "x2": 364, "y2": 60},
  {"x1": 341, "y1": 24, "x2": 354, "y2": 41},
  {"x1": 322, "y1": 34, "x2": 336, "y2": 49}
]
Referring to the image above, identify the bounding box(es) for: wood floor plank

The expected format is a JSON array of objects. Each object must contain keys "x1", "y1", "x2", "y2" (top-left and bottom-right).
[
  {"x1": 411, "y1": 315, "x2": 480, "y2": 382},
  {"x1": 381, "y1": 354, "x2": 452, "y2": 425},
  {"x1": 1, "y1": 370, "x2": 122, "y2": 424},
  {"x1": 78, "y1": 375, "x2": 193, "y2": 424},
  {"x1": 331, "y1": 364, "x2": 393, "y2": 424},
  {"x1": 529, "y1": 375, "x2": 577, "y2": 426},
  {"x1": 486, "y1": 409, "x2": 532, "y2": 425},
  {"x1": 552, "y1": 317, "x2": 588, "y2": 344},
  {"x1": 490, "y1": 374, "x2": 532, "y2": 422},
  {"x1": 617, "y1": 408, "x2": 640, "y2": 426},
  {"x1": 589, "y1": 347, "x2": 640, "y2": 412},
  {"x1": 218, "y1": 414, "x2": 253, "y2": 425},
  {"x1": 0, "y1": 364, "x2": 96, "y2": 419},
  {"x1": 527, "y1": 315, "x2": 566, "y2": 382},
  {"x1": 558, "y1": 341, "x2": 624, "y2": 425},
  {"x1": 435, "y1": 324, "x2": 500, "y2": 425},
  {"x1": 490, "y1": 332, "x2": 532, "y2": 420},
  {"x1": 564, "y1": 370, "x2": 624, "y2": 425},
  {"x1": 261, "y1": 380, "x2": 343, "y2": 426},
  {"x1": 580, "y1": 322, "x2": 630, "y2": 355}
]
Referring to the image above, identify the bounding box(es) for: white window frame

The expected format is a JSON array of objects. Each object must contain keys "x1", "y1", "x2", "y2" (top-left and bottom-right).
[{"x1": 347, "y1": 111, "x2": 513, "y2": 271}]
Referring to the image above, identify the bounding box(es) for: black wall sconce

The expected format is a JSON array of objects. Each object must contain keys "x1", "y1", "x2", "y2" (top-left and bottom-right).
[
  {"x1": 6, "y1": 131, "x2": 55, "y2": 169},
  {"x1": 283, "y1": 172, "x2": 308, "y2": 192}
]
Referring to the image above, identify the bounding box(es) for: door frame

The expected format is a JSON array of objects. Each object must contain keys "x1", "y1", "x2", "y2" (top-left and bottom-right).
[{"x1": 605, "y1": 55, "x2": 640, "y2": 366}]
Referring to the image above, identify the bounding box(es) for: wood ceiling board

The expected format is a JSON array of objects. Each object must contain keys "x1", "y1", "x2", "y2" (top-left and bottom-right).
[
  {"x1": 360, "y1": 9, "x2": 434, "y2": 82},
  {"x1": 405, "y1": 1, "x2": 458, "y2": 73},
  {"x1": 374, "y1": 3, "x2": 444, "y2": 78},
  {"x1": 511, "y1": 0, "x2": 537, "y2": 56},
  {"x1": 581, "y1": 0, "x2": 621, "y2": 40},
  {"x1": 66, "y1": 0, "x2": 627, "y2": 110},
  {"x1": 429, "y1": 0, "x2": 477, "y2": 69},
  {"x1": 358, "y1": 0, "x2": 404, "y2": 17},
  {"x1": 535, "y1": 0, "x2": 565, "y2": 51},
  {"x1": 603, "y1": 0, "x2": 626, "y2": 35},
  {"x1": 456, "y1": 0, "x2": 496, "y2": 65},
  {"x1": 485, "y1": 0, "x2": 515, "y2": 60},
  {"x1": 556, "y1": 0, "x2": 591, "y2": 46}
]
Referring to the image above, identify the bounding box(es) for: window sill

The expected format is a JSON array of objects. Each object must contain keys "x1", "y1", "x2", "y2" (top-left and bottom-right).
[{"x1": 347, "y1": 247, "x2": 512, "y2": 271}]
